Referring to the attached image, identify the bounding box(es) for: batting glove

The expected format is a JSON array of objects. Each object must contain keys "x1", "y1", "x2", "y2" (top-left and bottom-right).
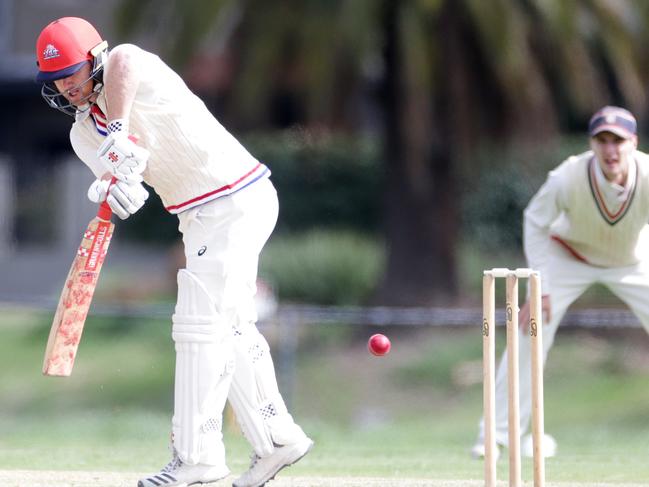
[
  {"x1": 87, "y1": 178, "x2": 111, "y2": 204},
  {"x1": 97, "y1": 120, "x2": 149, "y2": 184},
  {"x1": 106, "y1": 180, "x2": 150, "y2": 220}
]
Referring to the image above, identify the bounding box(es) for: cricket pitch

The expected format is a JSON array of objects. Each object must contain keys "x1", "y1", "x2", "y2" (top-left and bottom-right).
[{"x1": 0, "y1": 471, "x2": 645, "y2": 487}]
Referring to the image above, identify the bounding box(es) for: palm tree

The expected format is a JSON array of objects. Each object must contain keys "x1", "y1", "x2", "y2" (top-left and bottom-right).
[{"x1": 116, "y1": 0, "x2": 649, "y2": 304}]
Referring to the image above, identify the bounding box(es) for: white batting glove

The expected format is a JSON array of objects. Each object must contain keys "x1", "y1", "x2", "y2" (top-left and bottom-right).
[
  {"x1": 106, "y1": 180, "x2": 150, "y2": 220},
  {"x1": 87, "y1": 178, "x2": 111, "y2": 203},
  {"x1": 97, "y1": 122, "x2": 149, "y2": 183}
]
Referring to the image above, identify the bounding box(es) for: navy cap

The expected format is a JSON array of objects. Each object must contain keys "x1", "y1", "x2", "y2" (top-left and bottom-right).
[{"x1": 588, "y1": 106, "x2": 637, "y2": 139}]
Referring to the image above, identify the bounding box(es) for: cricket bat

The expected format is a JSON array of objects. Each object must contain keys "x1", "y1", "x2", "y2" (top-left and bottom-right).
[{"x1": 42, "y1": 198, "x2": 115, "y2": 376}]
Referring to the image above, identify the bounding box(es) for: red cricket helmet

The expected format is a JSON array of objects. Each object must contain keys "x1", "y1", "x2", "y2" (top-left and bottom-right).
[
  {"x1": 36, "y1": 17, "x2": 108, "y2": 116},
  {"x1": 36, "y1": 17, "x2": 106, "y2": 82}
]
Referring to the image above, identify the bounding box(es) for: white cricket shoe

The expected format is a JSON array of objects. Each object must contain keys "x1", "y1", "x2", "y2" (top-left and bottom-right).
[
  {"x1": 232, "y1": 437, "x2": 314, "y2": 487},
  {"x1": 471, "y1": 433, "x2": 556, "y2": 460},
  {"x1": 522, "y1": 433, "x2": 557, "y2": 458},
  {"x1": 138, "y1": 452, "x2": 230, "y2": 487},
  {"x1": 470, "y1": 439, "x2": 500, "y2": 461}
]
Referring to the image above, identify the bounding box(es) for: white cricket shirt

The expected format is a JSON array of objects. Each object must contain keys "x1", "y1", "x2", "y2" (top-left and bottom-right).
[
  {"x1": 69, "y1": 44, "x2": 269, "y2": 214},
  {"x1": 524, "y1": 150, "x2": 649, "y2": 291}
]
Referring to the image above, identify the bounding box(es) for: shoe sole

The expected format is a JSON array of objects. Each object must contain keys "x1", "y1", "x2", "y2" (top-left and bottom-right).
[
  {"x1": 188, "y1": 473, "x2": 230, "y2": 487},
  {"x1": 138, "y1": 470, "x2": 229, "y2": 487},
  {"x1": 253, "y1": 439, "x2": 314, "y2": 487}
]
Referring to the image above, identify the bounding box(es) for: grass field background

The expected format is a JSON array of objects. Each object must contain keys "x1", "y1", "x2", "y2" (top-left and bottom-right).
[{"x1": 1, "y1": 307, "x2": 649, "y2": 484}]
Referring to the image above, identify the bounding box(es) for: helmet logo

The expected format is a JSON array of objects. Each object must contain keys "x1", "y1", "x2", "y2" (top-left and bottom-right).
[{"x1": 43, "y1": 44, "x2": 60, "y2": 60}]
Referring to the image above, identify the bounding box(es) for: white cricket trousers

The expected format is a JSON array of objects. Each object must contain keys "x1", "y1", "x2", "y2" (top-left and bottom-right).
[
  {"x1": 480, "y1": 239, "x2": 649, "y2": 445},
  {"x1": 178, "y1": 177, "x2": 278, "y2": 327},
  {"x1": 178, "y1": 177, "x2": 307, "y2": 458},
  {"x1": 174, "y1": 177, "x2": 278, "y2": 454}
]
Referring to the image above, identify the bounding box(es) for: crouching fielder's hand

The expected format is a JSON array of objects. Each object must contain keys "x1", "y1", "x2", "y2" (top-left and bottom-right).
[
  {"x1": 88, "y1": 178, "x2": 149, "y2": 220},
  {"x1": 97, "y1": 127, "x2": 149, "y2": 183}
]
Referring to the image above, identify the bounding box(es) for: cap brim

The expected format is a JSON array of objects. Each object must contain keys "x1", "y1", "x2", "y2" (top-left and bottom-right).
[
  {"x1": 590, "y1": 125, "x2": 635, "y2": 139},
  {"x1": 36, "y1": 60, "x2": 88, "y2": 82}
]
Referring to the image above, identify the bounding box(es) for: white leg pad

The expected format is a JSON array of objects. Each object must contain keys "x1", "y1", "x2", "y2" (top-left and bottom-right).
[
  {"x1": 172, "y1": 269, "x2": 234, "y2": 466},
  {"x1": 228, "y1": 320, "x2": 307, "y2": 457}
]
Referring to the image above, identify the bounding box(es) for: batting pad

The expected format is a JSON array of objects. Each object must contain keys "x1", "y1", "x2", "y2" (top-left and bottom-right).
[
  {"x1": 172, "y1": 269, "x2": 234, "y2": 466},
  {"x1": 228, "y1": 320, "x2": 307, "y2": 456}
]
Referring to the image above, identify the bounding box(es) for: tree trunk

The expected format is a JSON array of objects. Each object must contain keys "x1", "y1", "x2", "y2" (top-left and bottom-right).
[{"x1": 375, "y1": 0, "x2": 459, "y2": 306}]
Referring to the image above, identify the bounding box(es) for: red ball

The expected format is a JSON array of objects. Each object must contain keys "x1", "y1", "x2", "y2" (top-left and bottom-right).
[{"x1": 368, "y1": 333, "x2": 391, "y2": 356}]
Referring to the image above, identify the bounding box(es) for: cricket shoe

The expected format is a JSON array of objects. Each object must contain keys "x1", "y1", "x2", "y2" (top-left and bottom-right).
[
  {"x1": 470, "y1": 439, "x2": 501, "y2": 461},
  {"x1": 138, "y1": 451, "x2": 230, "y2": 487},
  {"x1": 522, "y1": 433, "x2": 557, "y2": 458},
  {"x1": 232, "y1": 437, "x2": 314, "y2": 487}
]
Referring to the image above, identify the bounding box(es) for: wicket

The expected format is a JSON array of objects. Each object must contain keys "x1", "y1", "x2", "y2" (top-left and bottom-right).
[{"x1": 483, "y1": 268, "x2": 545, "y2": 487}]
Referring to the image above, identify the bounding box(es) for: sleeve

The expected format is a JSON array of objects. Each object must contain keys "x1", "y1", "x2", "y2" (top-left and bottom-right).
[
  {"x1": 69, "y1": 126, "x2": 107, "y2": 179},
  {"x1": 105, "y1": 44, "x2": 158, "y2": 106},
  {"x1": 523, "y1": 164, "x2": 566, "y2": 295}
]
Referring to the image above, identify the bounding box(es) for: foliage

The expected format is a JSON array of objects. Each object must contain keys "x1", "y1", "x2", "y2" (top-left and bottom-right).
[
  {"x1": 462, "y1": 163, "x2": 532, "y2": 252},
  {"x1": 116, "y1": 0, "x2": 649, "y2": 129},
  {"x1": 461, "y1": 135, "x2": 588, "y2": 252},
  {"x1": 115, "y1": 0, "x2": 232, "y2": 70},
  {"x1": 114, "y1": 0, "x2": 649, "y2": 304},
  {"x1": 260, "y1": 229, "x2": 384, "y2": 305},
  {"x1": 244, "y1": 130, "x2": 384, "y2": 233}
]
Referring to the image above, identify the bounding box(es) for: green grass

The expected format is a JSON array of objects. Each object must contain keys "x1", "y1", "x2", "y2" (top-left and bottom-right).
[{"x1": 1, "y1": 309, "x2": 649, "y2": 483}]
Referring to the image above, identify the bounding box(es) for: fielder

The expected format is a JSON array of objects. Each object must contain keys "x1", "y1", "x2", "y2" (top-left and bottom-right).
[
  {"x1": 473, "y1": 105, "x2": 649, "y2": 458},
  {"x1": 36, "y1": 17, "x2": 312, "y2": 487}
]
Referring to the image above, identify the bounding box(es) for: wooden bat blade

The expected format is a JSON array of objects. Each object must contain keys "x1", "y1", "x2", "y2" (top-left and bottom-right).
[{"x1": 42, "y1": 216, "x2": 114, "y2": 376}]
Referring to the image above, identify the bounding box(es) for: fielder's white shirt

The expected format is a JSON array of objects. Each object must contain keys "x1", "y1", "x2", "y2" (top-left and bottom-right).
[
  {"x1": 69, "y1": 44, "x2": 269, "y2": 214},
  {"x1": 524, "y1": 150, "x2": 649, "y2": 291}
]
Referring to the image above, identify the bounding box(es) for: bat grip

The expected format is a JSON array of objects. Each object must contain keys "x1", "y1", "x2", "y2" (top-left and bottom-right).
[
  {"x1": 97, "y1": 201, "x2": 112, "y2": 221},
  {"x1": 96, "y1": 176, "x2": 118, "y2": 221}
]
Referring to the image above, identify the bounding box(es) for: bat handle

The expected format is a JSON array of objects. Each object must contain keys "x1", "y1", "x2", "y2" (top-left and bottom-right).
[
  {"x1": 97, "y1": 201, "x2": 112, "y2": 220},
  {"x1": 96, "y1": 176, "x2": 118, "y2": 221}
]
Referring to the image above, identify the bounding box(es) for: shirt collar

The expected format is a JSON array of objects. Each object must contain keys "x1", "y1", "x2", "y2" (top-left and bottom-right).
[
  {"x1": 592, "y1": 153, "x2": 636, "y2": 201},
  {"x1": 74, "y1": 92, "x2": 107, "y2": 123}
]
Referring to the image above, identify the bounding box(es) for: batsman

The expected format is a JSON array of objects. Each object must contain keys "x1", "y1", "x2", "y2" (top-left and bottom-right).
[
  {"x1": 35, "y1": 17, "x2": 312, "y2": 487},
  {"x1": 473, "y1": 105, "x2": 649, "y2": 459}
]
